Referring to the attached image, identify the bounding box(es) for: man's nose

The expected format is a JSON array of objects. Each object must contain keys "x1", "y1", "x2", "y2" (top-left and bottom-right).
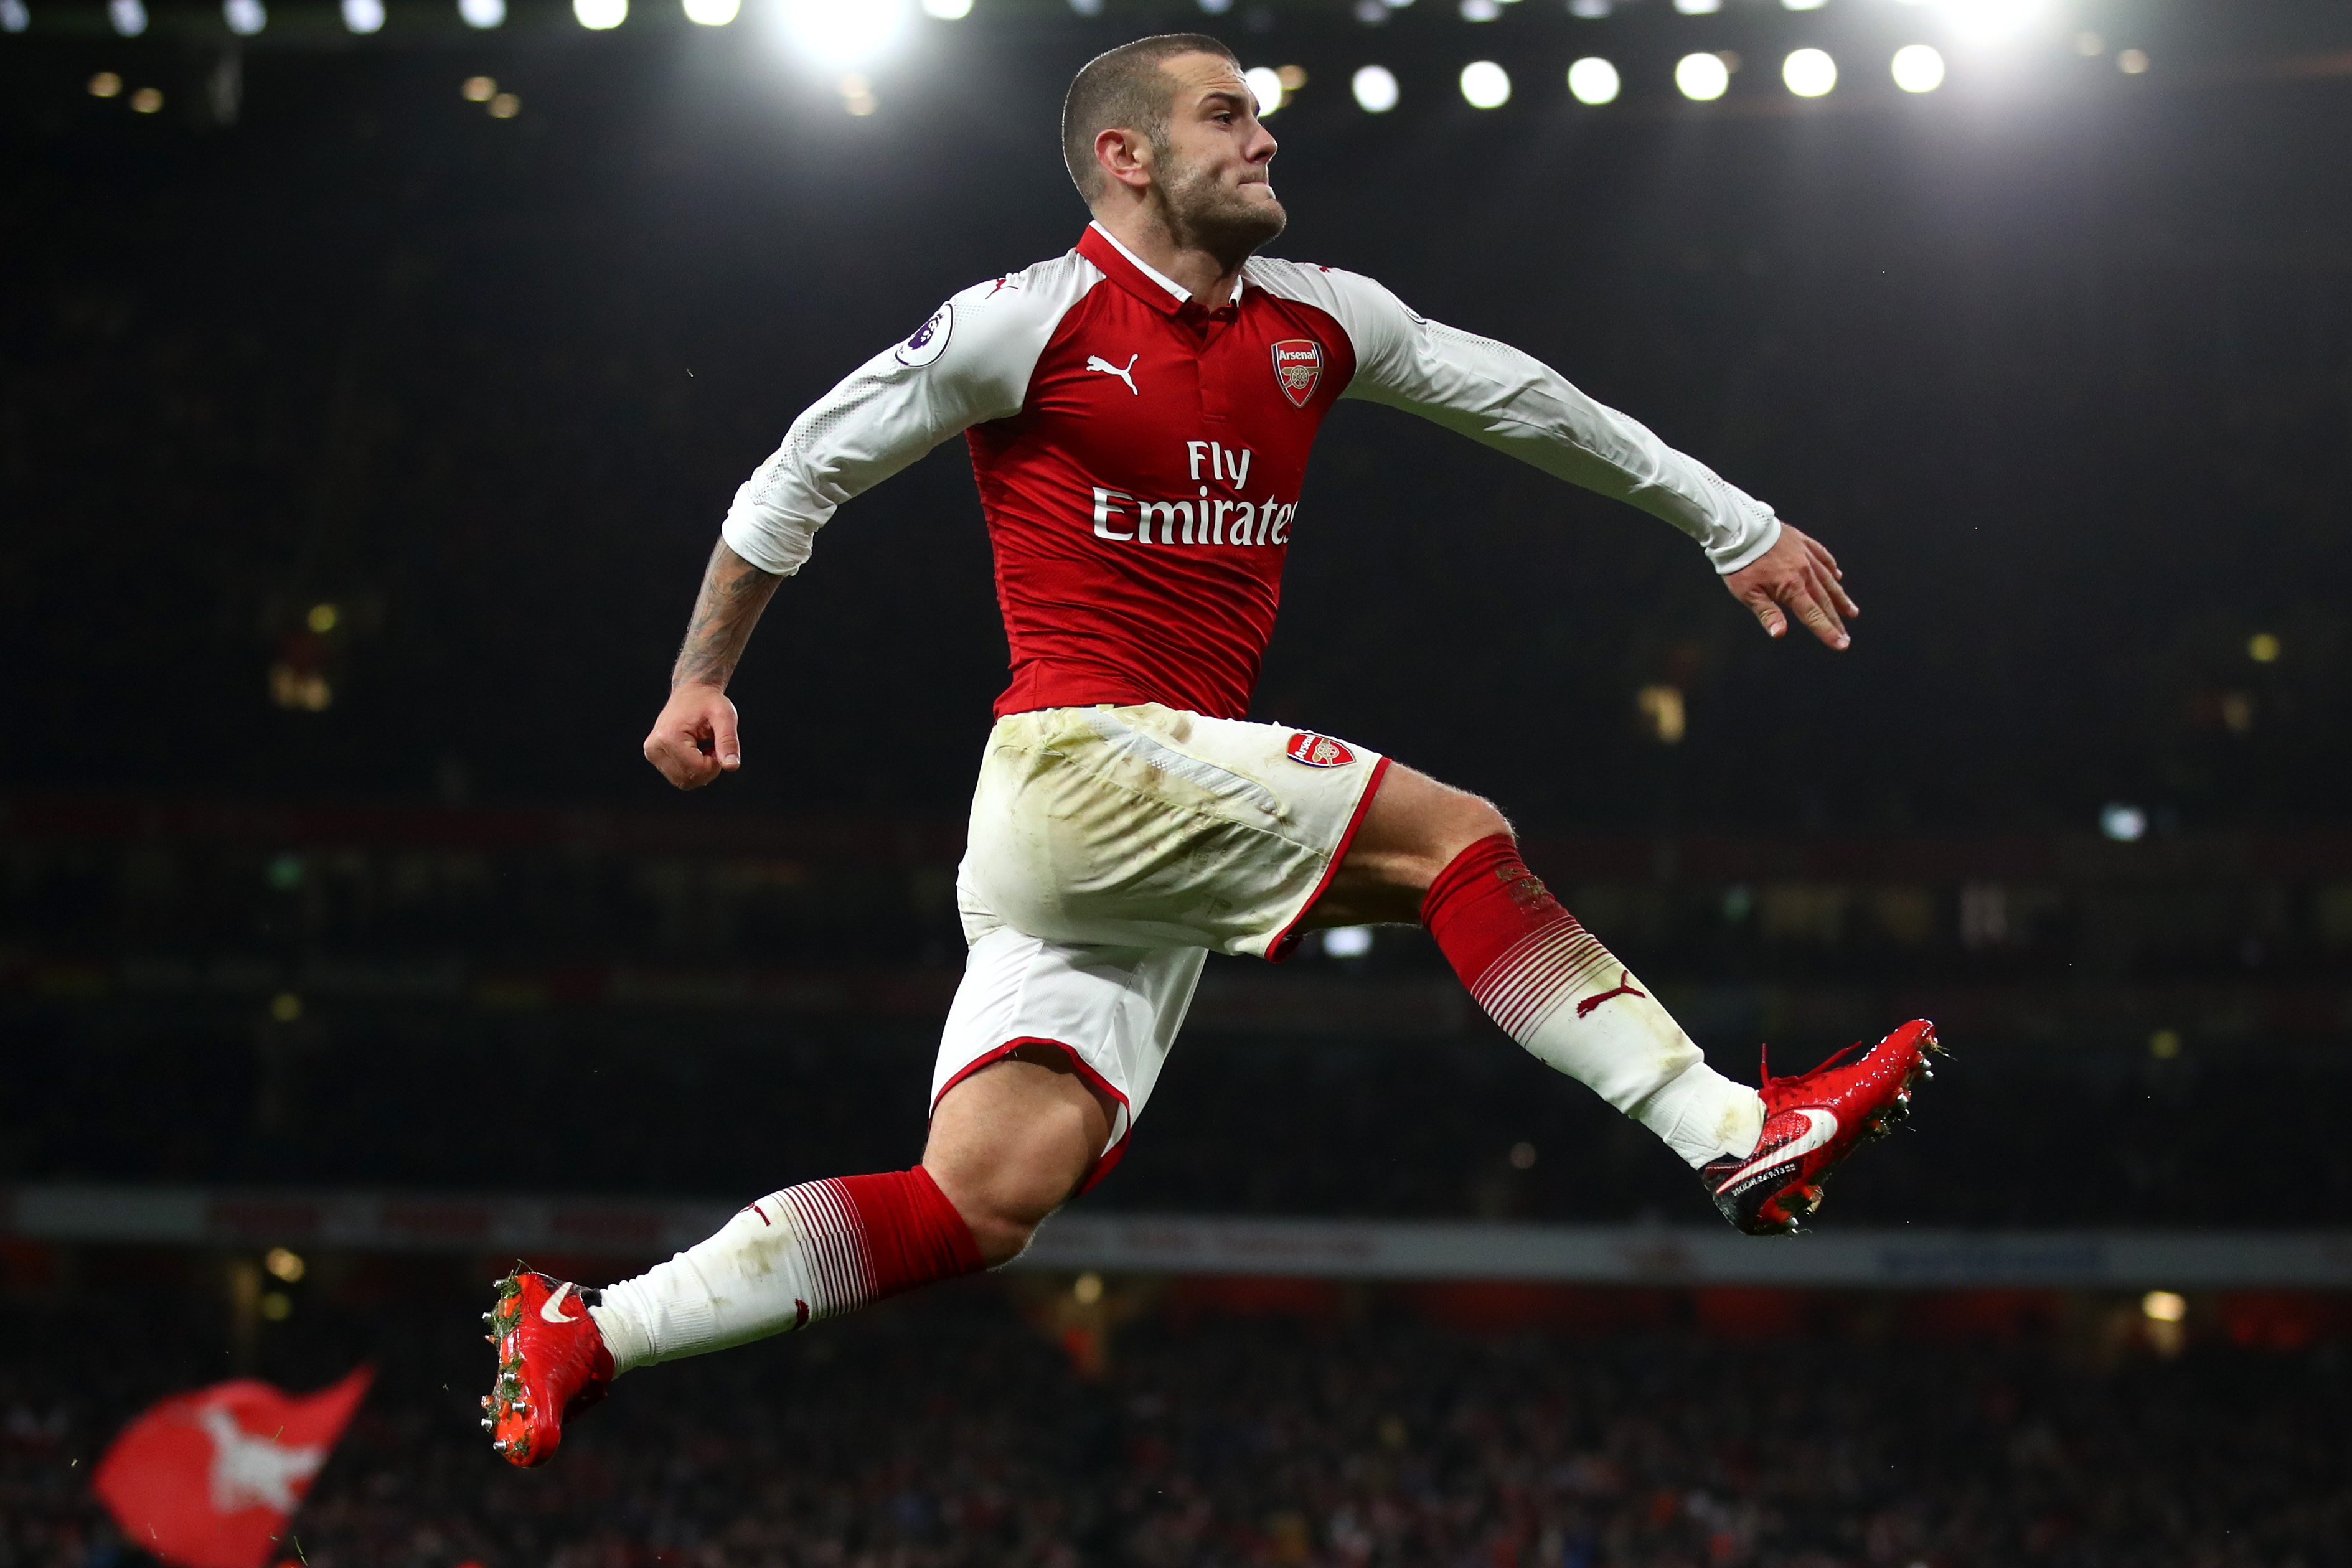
[{"x1": 1248, "y1": 122, "x2": 1277, "y2": 163}]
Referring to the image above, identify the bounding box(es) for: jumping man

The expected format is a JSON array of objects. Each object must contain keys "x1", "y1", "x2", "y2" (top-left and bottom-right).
[{"x1": 482, "y1": 35, "x2": 1940, "y2": 1467}]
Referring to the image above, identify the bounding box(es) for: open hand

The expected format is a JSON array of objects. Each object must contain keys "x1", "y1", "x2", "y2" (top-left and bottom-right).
[
  {"x1": 642, "y1": 682, "x2": 742, "y2": 790},
  {"x1": 1723, "y1": 523, "x2": 1859, "y2": 650}
]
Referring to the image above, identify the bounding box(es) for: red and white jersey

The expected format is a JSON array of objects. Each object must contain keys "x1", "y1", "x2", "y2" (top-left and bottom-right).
[{"x1": 722, "y1": 223, "x2": 1780, "y2": 721}]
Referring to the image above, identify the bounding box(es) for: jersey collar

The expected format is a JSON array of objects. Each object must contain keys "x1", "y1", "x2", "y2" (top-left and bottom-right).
[{"x1": 1079, "y1": 223, "x2": 1245, "y2": 320}]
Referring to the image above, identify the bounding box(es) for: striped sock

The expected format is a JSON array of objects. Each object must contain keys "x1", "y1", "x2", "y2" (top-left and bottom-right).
[
  {"x1": 589, "y1": 1168, "x2": 984, "y2": 1376},
  {"x1": 1422, "y1": 834, "x2": 1761, "y2": 1168}
]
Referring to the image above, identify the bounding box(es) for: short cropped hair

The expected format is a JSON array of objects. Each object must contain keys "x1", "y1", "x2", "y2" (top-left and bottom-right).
[{"x1": 1061, "y1": 34, "x2": 1243, "y2": 204}]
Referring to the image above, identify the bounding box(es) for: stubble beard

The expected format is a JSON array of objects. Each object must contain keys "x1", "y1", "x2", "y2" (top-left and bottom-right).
[{"x1": 1156, "y1": 145, "x2": 1287, "y2": 264}]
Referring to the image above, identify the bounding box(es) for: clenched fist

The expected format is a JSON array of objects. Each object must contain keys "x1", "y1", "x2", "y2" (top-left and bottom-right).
[{"x1": 642, "y1": 682, "x2": 743, "y2": 790}]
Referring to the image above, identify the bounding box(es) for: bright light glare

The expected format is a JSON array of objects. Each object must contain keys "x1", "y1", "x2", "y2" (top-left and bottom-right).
[
  {"x1": 224, "y1": 0, "x2": 266, "y2": 33},
  {"x1": 1939, "y1": 0, "x2": 2040, "y2": 43},
  {"x1": 2100, "y1": 803, "x2": 2148, "y2": 843},
  {"x1": 1322, "y1": 926, "x2": 1375, "y2": 958},
  {"x1": 1781, "y1": 0, "x2": 1824, "y2": 8},
  {"x1": 108, "y1": 0, "x2": 145, "y2": 35},
  {"x1": 459, "y1": 0, "x2": 505, "y2": 26},
  {"x1": 920, "y1": 0, "x2": 969, "y2": 15},
  {"x1": 684, "y1": 0, "x2": 737, "y2": 22},
  {"x1": 1350, "y1": 64, "x2": 1398, "y2": 112},
  {"x1": 1566, "y1": 56, "x2": 1619, "y2": 105},
  {"x1": 0, "y1": 0, "x2": 25, "y2": 33},
  {"x1": 1244, "y1": 66, "x2": 1283, "y2": 115},
  {"x1": 778, "y1": 0, "x2": 906, "y2": 66},
  {"x1": 1459, "y1": 59, "x2": 1510, "y2": 108},
  {"x1": 2142, "y1": 1290, "x2": 2187, "y2": 1323},
  {"x1": 1891, "y1": 44, "x2": 1945, "y2": 92},
  {"x1": 1672, "y1": 0, "x2": 1719, "y2": 12},
  {"x1": 1675, "y1": 52, "x2": 1729, "y2": 100},
  {"x1": 1782, "y1": 47, "x2": 1835, "y2": 96},
  {"x1": 342, "y1": 0, "x2": 383, "y2": 31}
]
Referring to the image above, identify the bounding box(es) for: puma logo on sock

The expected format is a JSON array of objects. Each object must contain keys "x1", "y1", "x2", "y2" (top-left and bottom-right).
[{"x1": 1576, "y1": 969, "x2": 1647, "y2": 1019}]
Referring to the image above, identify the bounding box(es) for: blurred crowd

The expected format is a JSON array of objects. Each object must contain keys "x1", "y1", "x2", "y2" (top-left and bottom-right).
[{"x1": 2, "y1": 1282, "x2": 2345, "y2": 1568}]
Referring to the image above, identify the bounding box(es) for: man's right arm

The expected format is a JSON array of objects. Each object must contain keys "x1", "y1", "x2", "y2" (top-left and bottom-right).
[
  {"x1": 638, "y1": 260, "x2": 1078, "y2": 789},
  {"x1": 641, "y1": 539, "x2": 783, "y2": 791}
]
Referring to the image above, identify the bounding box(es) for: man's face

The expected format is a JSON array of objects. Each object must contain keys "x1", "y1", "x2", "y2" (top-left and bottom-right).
[{"x1": 1148, "y1": 53, "x2": 1285, "y2": 255}]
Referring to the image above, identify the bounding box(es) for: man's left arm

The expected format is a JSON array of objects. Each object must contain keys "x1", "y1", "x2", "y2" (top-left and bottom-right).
[{"x1": 1302, "y1": 268, "x2": 1858, "y2": 649}]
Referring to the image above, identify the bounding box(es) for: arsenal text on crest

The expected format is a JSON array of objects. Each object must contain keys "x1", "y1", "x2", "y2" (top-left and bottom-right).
[
  {"x1": 1285, "y1": 731, "x2": 1355, "y2": 768},
  {"x1": 1271, "y1": 339, "x2": 1323, "y2": 408}
]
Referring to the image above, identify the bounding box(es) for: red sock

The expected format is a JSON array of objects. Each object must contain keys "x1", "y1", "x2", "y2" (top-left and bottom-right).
[
  {"x1": 1421, "y1": 833, "x2": 1608, "y2": 1038},
  {"x1": 821, "y1": 1168, "x2": 986, "y2": 1301}
]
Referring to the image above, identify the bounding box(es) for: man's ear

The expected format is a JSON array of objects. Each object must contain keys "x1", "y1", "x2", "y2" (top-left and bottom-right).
[{"x1": 1093, "y1": 126, "x2": 1154, "y2": 195}]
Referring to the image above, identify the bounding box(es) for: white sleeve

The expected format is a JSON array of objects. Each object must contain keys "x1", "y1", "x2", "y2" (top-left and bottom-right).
[
  {"x1": 1247, "y1": 260, "x2": 1781, "y2": 573},
  {"x1": 718, "y1": 256, "x2": 1092, "y2": 576}
]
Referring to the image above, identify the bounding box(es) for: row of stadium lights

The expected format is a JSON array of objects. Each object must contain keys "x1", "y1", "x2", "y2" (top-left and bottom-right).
[
  {"x1": 1333, "y1": 35, "x2": 2147, "y2": 111},
  {"x1": 22, "y1": 0, "x2": 2143, "y2": 66}
]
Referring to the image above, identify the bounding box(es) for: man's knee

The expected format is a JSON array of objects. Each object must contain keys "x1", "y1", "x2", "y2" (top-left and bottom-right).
[{"x1": 921, "y1": 1047, "x2": 1116, "y2": 1267}]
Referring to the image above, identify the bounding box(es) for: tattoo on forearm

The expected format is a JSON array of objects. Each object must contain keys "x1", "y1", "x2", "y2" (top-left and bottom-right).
[{"x1": 672, "y1": 541, "x2": 783, "y2": 691}]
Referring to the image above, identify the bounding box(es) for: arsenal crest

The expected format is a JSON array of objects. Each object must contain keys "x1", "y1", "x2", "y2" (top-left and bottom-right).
[
  {"x1": 1286, "y1": 731, "x2": 1355, "y2": 768},
  {"x1": 1271, "y1": 339, "x2": 1322, "y2": 408}
]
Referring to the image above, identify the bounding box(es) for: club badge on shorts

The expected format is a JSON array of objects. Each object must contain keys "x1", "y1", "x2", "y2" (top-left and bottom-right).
[
  {"x1": 1272, "y1": 339, "x2": 1322, "y2": 408},
  {"x1": 1286, "y1": 731, "x2": 1355, "y2": 768}
]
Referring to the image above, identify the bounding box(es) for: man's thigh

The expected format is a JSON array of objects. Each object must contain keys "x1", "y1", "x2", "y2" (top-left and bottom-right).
[{"x1": 928, "y1": 928, "x2": 1208, "y2": 1191}]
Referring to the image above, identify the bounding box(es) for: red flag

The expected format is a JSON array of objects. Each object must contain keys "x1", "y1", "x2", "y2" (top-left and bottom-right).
[{"x1": 92, "y1": 1368, "x2": 372, "y2": 1568}]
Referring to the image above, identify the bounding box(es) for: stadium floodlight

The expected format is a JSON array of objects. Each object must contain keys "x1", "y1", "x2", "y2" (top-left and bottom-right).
[
  {"x1": 1199, "y1": 0, "x2": 1233, "y2": 12},
  {"x1": 1459, "y1": 60, "x2": 1510, "y2": 108},
  {"x1": 920, "y1": 0, "x2": 969, "y2": 15},
  {"x1": 1244, "y1": 66, "x2": 1282, "y2": 115},
  {"x1": 108, "y1": 0, "x2": 145, "y2": 35},
  {"x1": 342, "y1": 0, "x2": 384, "y2": 32},
  {"x1": 459, "y1": 0, "x2": 505, "y2": 26},
  {"x1": 2100, "y1": 803, "x2": 2148, "y2": 843},
  {"x1": 1569, "y1": 0, "x2": 1610, "y2": 15},
  {"x1": 1782, "y1": 47, "x2": 1835, "y2": 96},
  {"x1": 779, "y1": 0, "x2": 907, "y2": 67},
  {"x1": 1674, "y1": 52, "x2": 1728, "y2": 100},
  {"x1": 1067, "y1": 0, "x2": 1101, "y2": 16},
  {"x1": 1322, "y1": 925, "x2": 1375, "y2": 958},
  {"x1": 0, "y1": 0, "x2": 24, "y2": 33},
  {"x1": 1780, "y1": 0, "x2": 1824, "y2": 7},
  {"x1": 1350, "y1": 65, "x2": 1398, "y2": 113},
  {"x1": 1566, "y1": 55, "x2": 1619, "y2": 105},
  {"x1": 1937, "y1": 0, "x2": 2039, "y2": 43},
  {"x1": 223, "y1": 0, "x2": 265, "y2": 33},
  {"x1": 1459, "y1": 0, "x2": 1499, "y2": 20},
  {"x1": 1672, "y1": 0, "x2": 1719, "y2": 13},
  {"x1": 685, "y1": 0, "x2": 738, "y2": 23},
  {"x1": 1891, "y1": 43, "x2": 1945, "y2": 92}
]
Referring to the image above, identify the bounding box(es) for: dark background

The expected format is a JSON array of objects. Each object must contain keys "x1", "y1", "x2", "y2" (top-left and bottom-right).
[{"x1": 8, "y1": 9, "x2": 2352, "y2": 1567}]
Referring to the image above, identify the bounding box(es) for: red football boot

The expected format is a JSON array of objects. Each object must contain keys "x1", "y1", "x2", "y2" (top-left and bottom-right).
[
  {"x1": 481, "y1": 1268, "x2": 613, "y2": 1467},
  {"x1": 1701, "y1": 1020, "x2": 1944, "y2": 1235}
]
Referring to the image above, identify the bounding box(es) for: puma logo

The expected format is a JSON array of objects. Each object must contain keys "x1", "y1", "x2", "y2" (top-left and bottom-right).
[
  {"x1": 1086, "y1": 353, "x2": 1140, "y2": 395},
  {"x1": 1575, "y1": 969, "x2": 1647, "y2": 1019}
]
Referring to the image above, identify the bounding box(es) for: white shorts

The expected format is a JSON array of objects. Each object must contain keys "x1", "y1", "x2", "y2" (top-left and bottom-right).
[{"x1": 929, "y1": 704, "x2": 1389, "y2": 1184}]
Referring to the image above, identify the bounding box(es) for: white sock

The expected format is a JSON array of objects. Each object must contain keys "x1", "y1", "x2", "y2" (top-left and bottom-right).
[
  {"x1": 1477, "y1": 934, "x2": 1762, "y2": 1168},
  {"x1": 588, "y1": 1183, "x2": 859, "y2": 1378}
]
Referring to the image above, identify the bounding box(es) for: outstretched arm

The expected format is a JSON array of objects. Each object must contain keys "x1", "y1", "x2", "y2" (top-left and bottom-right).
[
  {"x1": 1269, "y1": 263, "x2": 1858, "y2": 646},
  {"x1": 641, "y1": 540, "x2": 783, "y2": 790}
]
